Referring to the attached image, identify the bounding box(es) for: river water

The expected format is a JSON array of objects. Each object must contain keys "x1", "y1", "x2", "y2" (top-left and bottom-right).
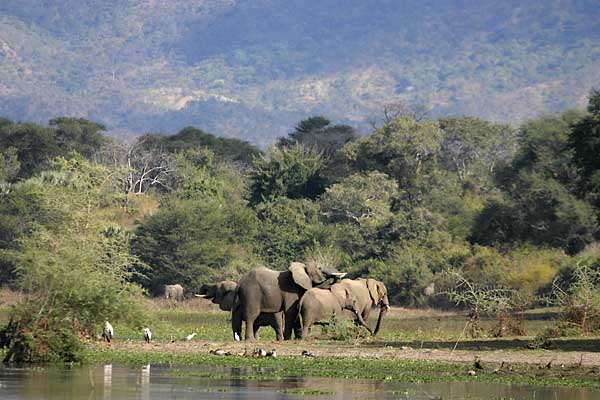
[{"x1": 0, "y1": 363, "x2": 597, "y2": 399}]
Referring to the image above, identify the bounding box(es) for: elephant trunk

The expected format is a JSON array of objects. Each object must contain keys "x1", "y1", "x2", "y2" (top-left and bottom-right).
[
  {"x1": 354, "y1": 311, "x2": 372, "y2": 334},
  {"x1": 373, "y1": 305, "x2": 387, "y2": 336}
]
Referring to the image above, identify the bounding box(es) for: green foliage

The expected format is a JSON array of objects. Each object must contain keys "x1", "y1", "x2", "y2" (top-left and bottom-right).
[
  {"x1": 0, "y1": 147, "x2": 20, "y2": 182},
  {"x1": 0, "y1": 119, "x2": 108, "y2": 180},
  {"x1": 319, "y1": 171, "x2": 397, "y2": 227},
  {"x1": 49, "y1": 117, "x2": 107, "y2": 158},
  {"x1": 510, "y1": 111, "x2": 583, "y2": 188},
  {"x1": 3, "y1": 228, "x2": 144, "y2": 363},
  {"x1": 141, "y1": 126, "x2": 262, "y2": 165},
  {"x1": 341, "y1": 117, "x2": 443, "y2": 203},
  {"x1": 278, "y1": 116, "x2": 359, "y2": 157},
  {"x1": 249, "y1": 144, "x2": 326, "y2": 205},
  {"x1": 569, "y1": 89, "x2": 600, "y2": 212},
  {"x1": 254, "y1": 198, "x2": 324, "y2": 269},
  {"x1": 319, "y1": 312, "x2": 363, "y2": 341},
  {"x1": 551, "y1": 246, "x2": 600, "y2": 333},
  {"x1": 0, "y1": 123, "x2": 60, "y2": 179},
  {"x1": 132, "y1": 196, "x2": 259, "y2": 294},
  {"x1": 471, "y1": 108, "x2": 599, "y2": 254},
  {"x1": 472, "y1": 171, "x2": 597, "y2": 253},
  {"x1": 1, "y1": 156, "x2": 145, "y2": 362},
  {"x1": 439, "y1": 117, "x2": 517, "y2": 192}
]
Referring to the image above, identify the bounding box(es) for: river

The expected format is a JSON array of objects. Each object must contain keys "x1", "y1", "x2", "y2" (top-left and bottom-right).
[{"x1": 0, "y1": 363, "x2": 598, "y2": 399}]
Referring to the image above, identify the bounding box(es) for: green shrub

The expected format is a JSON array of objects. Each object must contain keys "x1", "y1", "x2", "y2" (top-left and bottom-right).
[{"x1": 2, "y1": 227, "x2": 145, "y2": 363}]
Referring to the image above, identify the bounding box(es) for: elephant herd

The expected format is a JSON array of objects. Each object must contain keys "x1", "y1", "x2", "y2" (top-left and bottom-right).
[{"x1": 195, "y1": 261, "x2": 390, "y2": 341}]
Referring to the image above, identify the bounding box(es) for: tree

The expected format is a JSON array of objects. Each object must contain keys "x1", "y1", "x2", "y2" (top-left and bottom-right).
[
  {"x1": 0, "y1": 123, "x2": 60, "y2": 178},
  {"x1": 341, "y1": 117, "x2": 443, "y2": 203},
  {"x1": 471, "y1": 171, "x2": 597, "y2": 254},
  {"x1": 367, "y1": 99, "x2": 433, "y2": 129},
  {"x1": 254, "y1": 198, "x2": 325, "y2": 269},
  {"x1": 140, "y1": 126, "x2": 262, "y2": 164},
  {"x1": 131, "y1": 196, "x2": 259, "y2": 294},
  {"x1": 510, "y1": 110, "x2": 583, "y2": 189},
  {"x1": 277, "y1": 116, "x2": 359, "y2": 157},
  {"x1": 95, "y1": 137, "x2": 176, "y2": 208},
  {"x1": 319, "y1": 171, "x2": 398, "y2": 227},
  {"x1": 569, "y1": 89, "x2": 600, "y2": 212},
  {"x1": 49, "y1": 117, "x2": 107, "y2": 158},
  {"x1": 439, "y1": 117, "x2": 517, "y2": 191},
  {"x1": 249, "y1": 144, "x2": 326, "y2": 205},
  {"x1": 3, "y1": 227, "x2": 144, "y2": 363},
  {"x1": 0, "y1": 147, "x2": 20, "y2": 182},
  {"x1": 0, "y1": 157, "x2": 144, "y2": 362}
]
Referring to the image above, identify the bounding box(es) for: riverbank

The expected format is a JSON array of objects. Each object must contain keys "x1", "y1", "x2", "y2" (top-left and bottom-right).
[{"x1": 83, "y1": 339, "x2": 600, "y2": 389}]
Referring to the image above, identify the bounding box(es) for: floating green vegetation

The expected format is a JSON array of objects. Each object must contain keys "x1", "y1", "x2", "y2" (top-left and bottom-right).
[{"x1": 82, "y1": 349, "x2": 600, "y2": 390}]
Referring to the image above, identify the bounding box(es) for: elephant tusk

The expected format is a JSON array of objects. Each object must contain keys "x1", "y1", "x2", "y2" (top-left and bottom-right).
[
  {"x1": 330, "y1": 272, "x2": 347, "y2": 278},
  {"x1": 194, "y1": 294, "x2": 209, "y2": 298}
]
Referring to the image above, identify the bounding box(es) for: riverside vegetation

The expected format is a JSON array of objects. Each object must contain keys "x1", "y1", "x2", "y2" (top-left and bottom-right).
[{"x1": 0, "y1": 91, "x2": 599, "y2": 372}]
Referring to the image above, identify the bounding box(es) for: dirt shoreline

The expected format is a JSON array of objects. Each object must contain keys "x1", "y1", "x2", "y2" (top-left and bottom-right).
[{"x1": 106, "y1": 339, "x2": 600, "y2": 368}]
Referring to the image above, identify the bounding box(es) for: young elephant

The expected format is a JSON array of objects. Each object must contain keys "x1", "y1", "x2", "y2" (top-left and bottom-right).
[
  {"x1": 298, "y1": 283, "x2": 371, "y2": 338},
  {"x1": 196, "y1": 280, "x2": 283, "y2": 340},
  {"x1": 337, "y1": 278, "x2": 390, "y2": 335},
  {"x1": 164, "y1": 284, "x2": 184, "y2": 301}
]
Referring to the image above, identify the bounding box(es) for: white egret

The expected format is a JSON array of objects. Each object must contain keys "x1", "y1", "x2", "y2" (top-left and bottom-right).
[
  {"x1": 185, "y1": 332, "x2": 197, "y2": 341},
  {"x1": 103, "y1": 321, "x2": 114, "y2": 343},
  {"x1": 143, "y1": 327, "x2": 152, "y2": 343}
]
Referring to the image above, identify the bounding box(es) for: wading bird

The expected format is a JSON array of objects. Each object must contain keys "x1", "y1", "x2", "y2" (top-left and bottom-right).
[
  {"x1": 103, "y1": 321, "x2": 114, "y2": 343},
  {"x1": 143, "y1": 327, "x2": 152, "y2": 343},
  {"x1": 185, "y1": 332, "x2": 197, "y2": 341},
  {"x1": 266, "y1": 349, "x2": 277, "y2": 358}
]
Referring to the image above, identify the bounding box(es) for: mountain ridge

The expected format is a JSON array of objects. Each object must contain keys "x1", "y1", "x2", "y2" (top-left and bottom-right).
[{"x1": 0, "y1": 0, "x2": 599, "y2": 145}]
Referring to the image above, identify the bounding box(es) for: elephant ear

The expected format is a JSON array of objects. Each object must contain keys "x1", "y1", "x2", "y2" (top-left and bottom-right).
[
  {"x1": 220, "y1": 291, "x2": 236, "y2": 311},
  {"x1": 289, "y1": 262, "x2": 312, "y2": 290},
  {"x1": 305, "y1": 261, "x2": 326, "y2": 284},
  {"x1": 330, "y1": 284, "x2": 347, "y2": 306},
  {"x1": 366, "y1": 279, "x2": 379, "y2": 305}
]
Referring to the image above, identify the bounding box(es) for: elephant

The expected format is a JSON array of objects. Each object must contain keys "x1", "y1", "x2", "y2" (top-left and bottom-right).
[
  {"x1": 164, "y1": 284, "x2": 184, "y2": 301},
  {"x1": 233, "y1": 261, "x2": 346, "y2": 341},
  {"x1": 195, "y1": 280, "x2": 283, "y2": 339},
  {"x1": 337, "y1": 278, "x2": 390, "y2": 335},
  {"x1": 298, "y1": 283, "x2": 372, "y2": 338}
]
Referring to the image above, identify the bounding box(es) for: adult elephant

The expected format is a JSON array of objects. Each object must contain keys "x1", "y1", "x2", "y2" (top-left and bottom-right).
[
  {"x1": 338, "y1": 278, "x2": 390, "y2": 335},
  {"x1": 164, "y1": 284, "x2": 184, "y2": 301},
  {"x1": 233, "y1": 262, "x2": 346, "y2": 341},
  {"x1": 298, "y1": 283, "x2": 372, "y2": 338},
  {"x1": 196, "y1": 280, "x2": 283, "y2": 340}
]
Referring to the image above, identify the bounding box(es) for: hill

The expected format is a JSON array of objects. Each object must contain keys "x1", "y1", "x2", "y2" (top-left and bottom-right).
[{"x1": 0, "y1": 0, "x2": 599, "y2": 145}]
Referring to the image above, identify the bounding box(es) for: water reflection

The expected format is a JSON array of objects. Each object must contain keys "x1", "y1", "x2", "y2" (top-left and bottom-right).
[
  {"x1": 103, "y1": 364, "x2": 112, "y2": 400},
  {"x1": 0, "y1": 363, "x2": 598, "y2": 399},
  {"x1": 140, "y1": 364, "x2": 150, "y2": 400}
]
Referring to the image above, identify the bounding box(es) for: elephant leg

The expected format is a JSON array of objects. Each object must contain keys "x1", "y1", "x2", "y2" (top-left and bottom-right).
[
  {"x1": 271, "y1": 313, "x2": 284, "y2": 341},
  {"x1": 283, "y1": 307, "x2": 299, "y2": 340},
  {"x1": 244, "y1": 310, "x2": 259, "y2": 341},
  {"x1": 301, "y1": 318, "x2": 312, "y2": 338},
  {"x1": 232, "y1": 308, "x2": 243, "y2": 341},
  {"x1": 252, "y1": 321, "x2": 262, "y2": 340}
]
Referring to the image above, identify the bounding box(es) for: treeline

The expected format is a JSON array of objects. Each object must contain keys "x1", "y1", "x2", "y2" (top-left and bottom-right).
[{"x1": 1, "y1": 91, "x2": 600, "y2": 311}]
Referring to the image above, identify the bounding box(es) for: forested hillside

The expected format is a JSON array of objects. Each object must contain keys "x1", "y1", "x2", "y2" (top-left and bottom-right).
[
  {"x1": 1, "y1": 0, "x2": 599, "y2": 144},
  {"x1": 1, "y1": 91, "x2": 599, "y2": 304}
]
